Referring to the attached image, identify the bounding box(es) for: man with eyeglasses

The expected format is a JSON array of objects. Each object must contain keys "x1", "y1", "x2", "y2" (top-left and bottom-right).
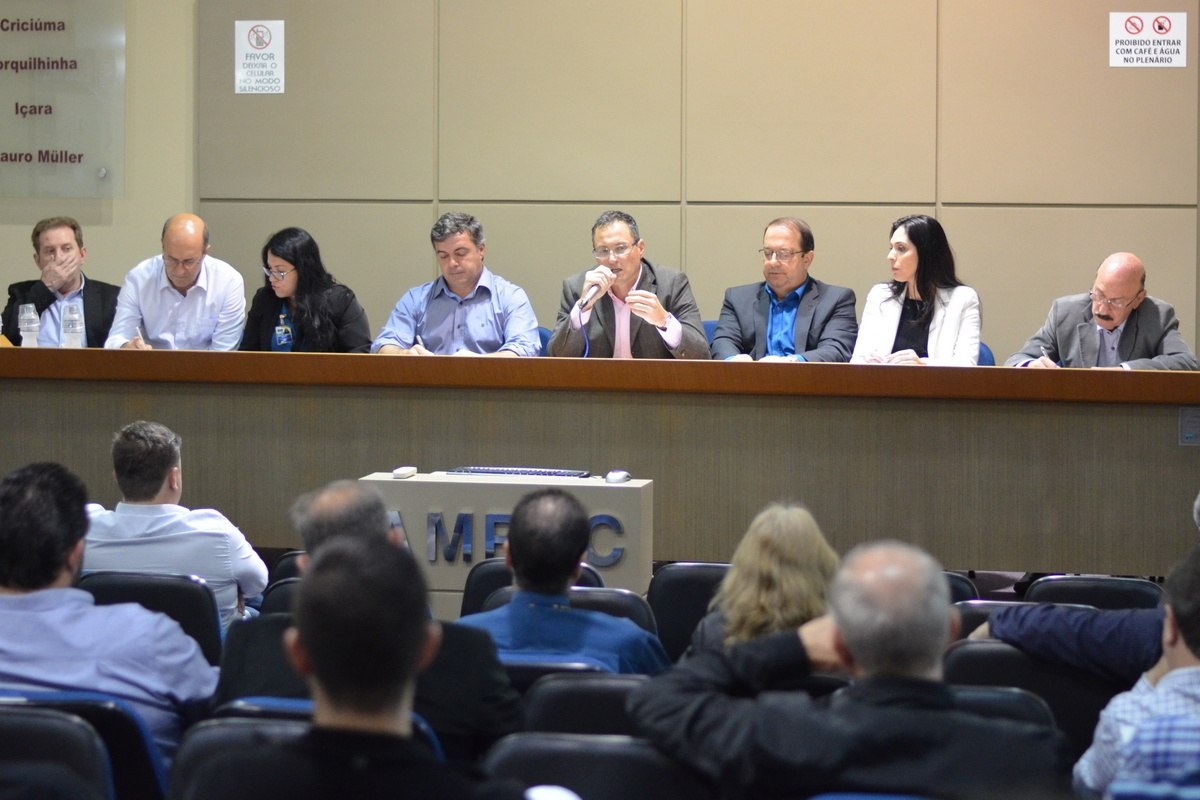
[
  {"x1": 371, "y1": 212, "x2": 540, "y2": 357},
  {"x1": 104, "y1": 213, "x2": 245, "y2": 350},
  {"x1": 547, "y1": 210, "x2": 708, "y2": 359},
  {"x1": 711, "y1": 217, "x2": 858, "y2": 362},
  {"x1": 1006, "y1": 252, "x2": 1197, "y2": 370}
]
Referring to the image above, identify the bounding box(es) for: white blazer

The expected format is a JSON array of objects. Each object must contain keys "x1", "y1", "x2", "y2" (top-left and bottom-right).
[{"x1": 850, "y1": 283, "x2": 981, "y2": 366}]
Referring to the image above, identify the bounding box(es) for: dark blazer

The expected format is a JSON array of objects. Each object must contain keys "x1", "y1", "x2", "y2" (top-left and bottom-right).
[
  {"x1": 239, "y1": 283, "x2": 371, "y2": 353},
  {"x1": 215, "y1": 615, "x2": 523, "y2": 766},
  {"x1": 547, "y1": 259, "x2": 709, "y2": 359},
  {"x1": 710, "y1": 277, "x2": 857, "y2": 361},
  {"x1": 2, "y1": 276, "x2": 120, "y2": 347},
  {"x1": 1006, "y1": 293, "x2": 1197, "y2": 370}
]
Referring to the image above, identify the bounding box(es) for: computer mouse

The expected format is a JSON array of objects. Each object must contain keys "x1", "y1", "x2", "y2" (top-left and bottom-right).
[{"x1": 605, "y1": 469, "x2": 631, "y2": 484}]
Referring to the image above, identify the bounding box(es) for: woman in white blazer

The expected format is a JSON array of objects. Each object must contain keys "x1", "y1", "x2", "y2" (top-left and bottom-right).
[{"x1": 851, "y1": 214, "x2": 981, "y2": 366}]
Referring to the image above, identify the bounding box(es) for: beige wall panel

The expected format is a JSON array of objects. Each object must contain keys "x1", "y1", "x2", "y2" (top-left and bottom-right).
[
  {"x1": 685, "y1": 1, "x2": 937, "y2": 202},
  {"x1": 437, "y1": 1, "x2": 681, "y2": 201},
  {"x1": 436, "y1": 204, "x2": 683, "y2": 331},
  {"x1": 940, "y1": 206, "x2": 1198, "y2": 359},
  {"x1": 940, "y1": 0, "x2": 1199, "y2": 204},
  {"x1": 196, "y1": 1, "x2": 435, "y2": 200},
  {"x1": 684, "y1": 205, "x2": 935, "y2": 329},
  {"x1": 197, "y1": 201, "x2": 438, "y2": 338}
]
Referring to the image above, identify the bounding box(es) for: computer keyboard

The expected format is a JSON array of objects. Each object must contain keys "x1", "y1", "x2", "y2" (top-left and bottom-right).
[{"x1": 448, "y1": 466, "x2": 591, "y2": 478}]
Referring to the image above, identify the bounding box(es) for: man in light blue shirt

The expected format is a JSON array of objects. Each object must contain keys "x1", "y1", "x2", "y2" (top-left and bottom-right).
[
  {"x1": 105, "y1": 213, "x2": 245, "y2": 350},
  {"x1": 371, "y1": 212, "x2": 540, "y2": 357}
]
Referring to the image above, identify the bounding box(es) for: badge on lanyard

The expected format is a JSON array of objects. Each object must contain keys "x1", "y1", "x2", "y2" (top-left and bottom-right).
[{"x1": 274, "y1": 313, "x2": 293, "y2": 348}]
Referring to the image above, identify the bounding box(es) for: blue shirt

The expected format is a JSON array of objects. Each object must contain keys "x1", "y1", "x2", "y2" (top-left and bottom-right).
[
  {"x1": 371, "y1": 267, "x2": 540, "y2": 356},
  {"x1": 457, "y1": 590, "x2": 670, "y2": 675},
  {"x1": 765, "y1": 282, "x2": 807, "y2": 360}
]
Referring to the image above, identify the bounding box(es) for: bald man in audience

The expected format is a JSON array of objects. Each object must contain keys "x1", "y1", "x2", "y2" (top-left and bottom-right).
[
  {"x1": 630, "y1": 540, "x2": 1068, "y2": 798},
  {"x1": 1007, "y1": 253, "x2": 1197, "y2": 370},
  {"x1": 105, "y1": 213, "x2": 245, "y2": 349}
]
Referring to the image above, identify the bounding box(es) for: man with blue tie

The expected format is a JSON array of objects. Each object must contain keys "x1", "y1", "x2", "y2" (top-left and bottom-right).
[{"x1": 710, "y1": 217, "x2": 858, "y2": 362}]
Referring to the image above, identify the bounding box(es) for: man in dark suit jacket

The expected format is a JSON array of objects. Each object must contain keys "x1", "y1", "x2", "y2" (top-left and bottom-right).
[
  {"x1": 1007, "y1": 252, "x2": 1197, "y2": 370},
  {"x1": 1, "y1": 217, "x2": 120, "y2": 347},
  {"x1": 711, "y1": 217, "x2": 858, "y2": 362},
  {"x1": 547, "y1": 210, "x2": 709, "y2": 359}
]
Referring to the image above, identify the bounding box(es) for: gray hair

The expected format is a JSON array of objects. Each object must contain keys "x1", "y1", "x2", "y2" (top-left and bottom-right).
[
  {"x1": 828, "y1": 540, "x2": 950, "y2": 679},
  {"x1": 430, "y1": 212, "x2": 484, "y2": 248},
  {"x1": 290, "y1": 480, "x2": 390, "y2": 555},
  {"x1": 591, "y1": 210, "x2": 640, "y2": 244}
]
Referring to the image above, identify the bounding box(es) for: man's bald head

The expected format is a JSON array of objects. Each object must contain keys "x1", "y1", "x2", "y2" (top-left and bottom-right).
[
  {"x1": 290, "y1": 480, "x2": 392, "y2": 556},
  {"x1": 1091, "y1": 252, "x2": 1147, "y2": 331},
  {"x1": 160, "y1": 213, "x2": 210, "y2": 293}
]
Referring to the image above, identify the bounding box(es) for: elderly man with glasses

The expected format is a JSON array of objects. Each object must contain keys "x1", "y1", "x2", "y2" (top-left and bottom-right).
[
  {"x1": 547, "y1": 210, "x2": 709, "y2": 359},
  {"x1": 1006, "y1": 252, "x2": 1197, "y2": 370},
  {"x1": 105, "y1": 213, "x2": 245, "y2": 350},
  {"x1": 711, "y1": 217, "x2": 858, "y2": 362}
]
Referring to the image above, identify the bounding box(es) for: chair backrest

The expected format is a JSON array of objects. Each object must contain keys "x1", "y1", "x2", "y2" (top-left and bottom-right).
[
  {"x1": 77, "y1": 571, "x2": 222, "y2": 665},
  {"x1": 523, "y1": 672, "x2": 649, "y2": 735},
  {"x1": 949, "y1": 684, "x2": 1056, "y2": 728},
  {"x1": 0, "y1": 690, "x2": 167, "y2": 800},
  {"x1": 702, "y1": 320, "x2": 718, "y2": 344},
  {"x1": 538, "y1": 325, "x2": 552, "y2": 356},
  {"x1": 1025, "y1": 575, "x2": 1164, "y2": 610},
  {"x1": 646, "y1": 562, "x2": 730, "y2": 661},
  {"x1": 502, "y1": 661, "x2": 604, "y2": 694},
  {"x1": 484, "y1": 732, "x2": 716, "y2": 800},
  {"x1": 943, "y1": 638, "x2": 1126, "y2": 762},
  {"x1": 259, "y1": 577, "x2": 301, "y2": 615},
  {"x1": 169, "y1": 717, "x2": 309, "y2": 799},
  {"x1": 943, "y1": 572, "x2": 979, "y2": 603},
  {"x1": 0, "y1": 705, "x2": 114, "y2": 800},
  {"x1": 977, "y1": 341, "x2": 996, "y2": 366},
  {"x1": 459, "y1": 557, "x2": 604, "y2": 618},
  {"x1": 213, "y1": 613, "x2": 303, "y2": 707},
  {"x1": 267, "y1": 550, "x2": 305, "y2": 585},
  {"x1": 483, "y1": 586, "x2": 658, "y2": 634}
]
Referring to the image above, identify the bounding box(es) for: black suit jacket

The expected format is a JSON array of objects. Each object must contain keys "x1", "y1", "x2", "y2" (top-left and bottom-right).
[
  {"x1": 215, "y1": 615, "x2": 523, "y2": 765},
  {"x1": 2, "y1": 276, "x2": 120, "y2": 347},
  {"x1": 239, "y1": 283, "x2": 372, "y2": 353},
  {"x1": 710, "y1": 277, "x2": 858, "y2": 361}
]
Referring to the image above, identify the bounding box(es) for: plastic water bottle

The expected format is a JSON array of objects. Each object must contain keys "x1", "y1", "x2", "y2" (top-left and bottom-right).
[
  {"x1": 61, "y1": 303, "x2": 83, "y2": 349},
  {"x1": 17, "y1": 304, "x2": 39, "y2": 348}
]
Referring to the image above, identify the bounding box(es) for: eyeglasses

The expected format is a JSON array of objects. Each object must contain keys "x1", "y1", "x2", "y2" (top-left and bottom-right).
[
  {"x1": 1089, "y1": 289, "x2": 1142, "y2": 310},
  {"x1": 163, "y1": 255, "x2": 202, "y2": 270},
  {"x1": 262, "y1": 266, "x2": 296, "y2": 281},
  {"x1": 592, "y1": 242, "x2": 637, "y2": 260},
  {"x1": 759, "y1": 248, "x2": 806, "y2": 262}
]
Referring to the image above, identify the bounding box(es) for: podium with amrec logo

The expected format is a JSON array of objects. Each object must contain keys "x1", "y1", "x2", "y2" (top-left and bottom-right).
[{"x1": 360, "y1": 471, "x2": 654, "y2": 621}]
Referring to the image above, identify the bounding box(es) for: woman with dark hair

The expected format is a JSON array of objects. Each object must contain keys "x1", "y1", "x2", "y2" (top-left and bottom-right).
[
  {"x1": 850, "y1": 214, "x2": 981, "y2": 365},
  {"x1": 239, "y1": 227, "x2": 371, "y2": 353}
]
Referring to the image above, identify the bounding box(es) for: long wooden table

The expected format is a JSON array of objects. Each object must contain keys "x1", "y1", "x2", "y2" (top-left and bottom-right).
[{"x1": 2, "y1": 348, "x2": 1197, "y2": 576}]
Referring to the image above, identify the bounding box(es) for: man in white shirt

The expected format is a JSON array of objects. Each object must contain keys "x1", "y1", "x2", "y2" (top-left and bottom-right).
[
  {"x1": 85, "y1": 420, "x2": 267, "y2": 629},
  {"x1": 104, "y1": 213, "x2": 245, "y2": 350}
]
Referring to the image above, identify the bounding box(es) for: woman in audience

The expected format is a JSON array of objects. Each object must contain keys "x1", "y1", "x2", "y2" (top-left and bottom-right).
[
  {"x1": 688, "y1": 503, "x2": 838, "y2": 656},
  {"x1": 239, "y1": 227, "x2": 372, "y2": 353},
  {"x1": 850, "y1": 214, "x2": 981, "y2": 365}
]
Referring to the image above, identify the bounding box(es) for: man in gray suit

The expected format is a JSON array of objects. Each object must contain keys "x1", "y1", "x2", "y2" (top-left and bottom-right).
[
  {"x1": 547, "y1": 210, "x2": 709, "y2": 359},
  {"x1": 711, "y1": 217, "x2": 858, "y2": 362},
  {"x1": 1007, "y1": 252, "x2": 1197, "y2": 370}
]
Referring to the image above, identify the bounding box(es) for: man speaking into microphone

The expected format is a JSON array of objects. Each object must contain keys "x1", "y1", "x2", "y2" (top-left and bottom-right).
[{"x1": 547, "y1": 210, "x2": 709, "y2": 359}]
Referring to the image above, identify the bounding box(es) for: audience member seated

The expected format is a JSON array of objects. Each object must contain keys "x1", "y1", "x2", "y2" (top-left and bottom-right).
[
  {"x1": 0, "y1": 462, "x2": 216, "y2": 760},
  {"x1": 850, "y1": 214, "x2": 981, "y2": 366},
  {"x1": 239, "y1": 227, "x2": 371, "y2": 353},
  {"x1": 710, "y1": 217, "x2": 857, "y2": 362},
  {"x1": 458, "y1": 488, "x2": 670, "y2": 674},
  {"x1": 546, "y1": 210, "x2": 708, "y2": 359},
  {"x1": 687, "y1": 503, "x2": 837, "y2": 657},
  {"x1": 105, "y1": 213, "x2": 245, "y2": 350},
  {"x1": 1074, "y1": 545, "x2": 1200, "y2": 798},
  {"x1": 85, "y1": 421, "x2": 268, "y2": 630},
  {"x1": 1, "y1": 216, "x2": 120, "y2": 348},
  {"x1": 629, "y1": 540, "x2": 1068, "y2": 798},
  {"x1": 214, "y1": 480, "x2": 522, "y2": 766},
  {"x1": 371, "y1": 212, "x2": 540, "y2": 357},
  {"x1": 1006, "y1": 252, "x2": 1198, "y2": 370},
  {"x1": 180, "y1": 535, "x2": 530, "y2": 800}
]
